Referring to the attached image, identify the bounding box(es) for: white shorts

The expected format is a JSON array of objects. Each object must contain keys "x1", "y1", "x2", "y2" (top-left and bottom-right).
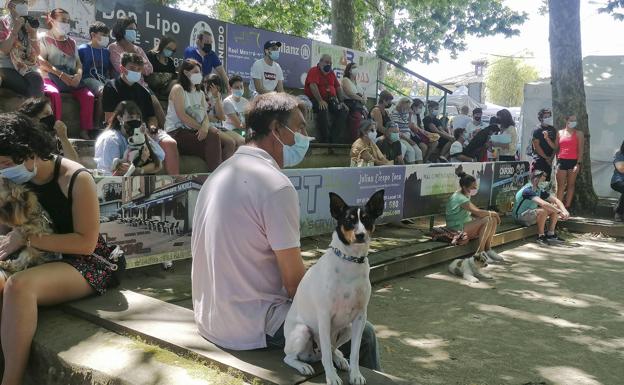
[{"x1": 515, "y1": 209, "x2": 538, "y2": 226}]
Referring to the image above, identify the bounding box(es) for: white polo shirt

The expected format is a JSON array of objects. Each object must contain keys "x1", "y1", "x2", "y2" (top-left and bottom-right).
[{"x1": 191, "y1": 146, "x2": 301, "y2": 350}]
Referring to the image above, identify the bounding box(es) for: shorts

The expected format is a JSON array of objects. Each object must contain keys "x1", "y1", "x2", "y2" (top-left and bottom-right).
[
  {"x1": 60, "y1": 256, "x2": 116, "y2": 295},
  {"x1": 515, "y1": 209, "x2": 538, "y2": 226},
  {"x1": 558, "y1": 158, "x2": 577, "y2": 171}
]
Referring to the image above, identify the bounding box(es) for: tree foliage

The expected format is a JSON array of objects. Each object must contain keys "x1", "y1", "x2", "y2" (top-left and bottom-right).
[
  {"x1": 205, "y1": 0, "x2": 526, "y2": 65},
  {"x1": 213, "y1": 0, "x2": 331, "y2": 38},
  {"x1": 597, "y1": 0, "x2": 624, "y2": 20},
  {"x1": 485, "y1": 57, "x2": 539, "y2": 107}
]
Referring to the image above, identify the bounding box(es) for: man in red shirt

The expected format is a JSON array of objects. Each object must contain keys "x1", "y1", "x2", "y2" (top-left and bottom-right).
[{"x1": 304, "y1": 54, "x2": 349, "y2": 143}]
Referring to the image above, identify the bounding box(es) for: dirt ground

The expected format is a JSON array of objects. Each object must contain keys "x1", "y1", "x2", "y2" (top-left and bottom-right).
[{"x1": 368, "y1": 234, "x2": 624, "y2": 385}]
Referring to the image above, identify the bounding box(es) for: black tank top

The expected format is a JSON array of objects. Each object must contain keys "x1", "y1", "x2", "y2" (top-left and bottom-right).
[{"x1": 26, "y1": 156, "x2": 90, "y2": 235}]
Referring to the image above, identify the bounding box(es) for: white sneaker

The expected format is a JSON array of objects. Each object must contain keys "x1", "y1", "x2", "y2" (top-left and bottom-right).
[{"x1": 486, "y1": 249, "x2": 504, "y2": 262}]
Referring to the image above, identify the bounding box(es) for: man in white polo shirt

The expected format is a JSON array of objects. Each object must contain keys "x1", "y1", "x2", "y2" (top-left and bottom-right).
[
  {"x1": 191, "y1": 93, "x2": 380, "y2": 370},
  {"x1": 249, "y1": 40, "x2": 285, "y2": 98}
]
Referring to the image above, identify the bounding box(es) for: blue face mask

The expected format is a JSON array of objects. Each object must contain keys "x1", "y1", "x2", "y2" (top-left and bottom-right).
[
  {"x1": 125, "y1": 69, "x2": 141, "y2": 84},
  {"x1": 273, "y1": 126, "x2": 313, "y2": 168},
  {"x1": 269, "y1": 50, "x2": 280, "y2": 61},
  {"x1": 232, "y1": 89, "x2": 244, "y2": 98},
  {"x1": 0, "y1": 161, "x2": 37, "y2": 184},
  {"x1": 162, "y1": 48, "x2": 174, "y2": 57},
  {"x1": 124, "y1": 29, "x2": 137, "y2": 43},
  {"x1": 389, "y1": 132, "x2": 400, "y2": 142}
]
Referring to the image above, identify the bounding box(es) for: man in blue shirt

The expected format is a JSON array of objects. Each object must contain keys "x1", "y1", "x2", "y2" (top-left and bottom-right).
[
  {"x1": 183, "y1": 31, "x2": 229, "y2": 89},
  {"x1": 512, "y1": 170, "x2": 569, "y2": 245}
]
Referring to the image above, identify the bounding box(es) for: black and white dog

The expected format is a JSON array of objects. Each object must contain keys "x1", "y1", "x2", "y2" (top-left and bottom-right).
[{"x1": 284, "y1": 190, "x2": 385, "y2": 385}]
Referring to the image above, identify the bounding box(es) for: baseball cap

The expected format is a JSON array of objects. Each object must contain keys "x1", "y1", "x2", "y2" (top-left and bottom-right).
[{"x1": 264, "y1": 40, "x2": 282, "y2": 50}]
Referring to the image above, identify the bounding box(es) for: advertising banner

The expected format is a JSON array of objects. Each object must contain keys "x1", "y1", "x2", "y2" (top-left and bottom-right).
[
  {"x1": 95, "y1": 0, "x2": 227, "y2": 70},
  {"x1": 226, "y1": 24, "x2": 312, "y2": 89},
  {"x1": 96, "y1": 174, "x2": 206, "y2": 268},
  {"x1": 310, "y1": 41, "x2": 379, "y2": 98},
  {"x1": 489, "y1": 161, "x2": 530, "y2": 213},
  {"x1": 403, "y1": 163, "x2": 494, "y2": 218},
  {"x1": 285, "y1": 166, "x2": 406, "y2": 237}
]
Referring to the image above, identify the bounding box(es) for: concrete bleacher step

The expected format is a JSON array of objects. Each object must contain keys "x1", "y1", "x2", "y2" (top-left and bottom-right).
[
  {"x1": 26, "y1": 309, "x2": 253, "y2": 385},
  {"x1": 63, "y1": 290, "x2": 407, "y2": 385}
]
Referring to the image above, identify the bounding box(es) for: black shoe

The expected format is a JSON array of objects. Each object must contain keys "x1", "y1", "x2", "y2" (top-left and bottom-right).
[
  {"x1": 546, "y1": 233, "x2": 566, "y2": 244},
  {"x1": 536, "y1": 235, "x2": 549, "y2": 245}
]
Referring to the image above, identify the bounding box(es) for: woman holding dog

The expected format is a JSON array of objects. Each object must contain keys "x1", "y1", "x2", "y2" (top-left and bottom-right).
[
  {"x1": 0, "y1": 112, "x2": 120, "y2": 385},
  {"x1": 445, "y1": 170, "x2": 504, "y2": 262},
  {"x1": 94, "y1": 100, "x2": 164, "y2": 175}
]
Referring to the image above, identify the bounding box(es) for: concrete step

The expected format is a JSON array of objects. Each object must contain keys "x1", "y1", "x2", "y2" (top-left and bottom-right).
[{"x1": 24, "y1": 309, "x2": 252, "y2": 385}]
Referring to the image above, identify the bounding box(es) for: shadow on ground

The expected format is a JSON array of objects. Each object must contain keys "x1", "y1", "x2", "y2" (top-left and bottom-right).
[{"x1": 369, "y1": 234, "x2": 624, "y2": 385}]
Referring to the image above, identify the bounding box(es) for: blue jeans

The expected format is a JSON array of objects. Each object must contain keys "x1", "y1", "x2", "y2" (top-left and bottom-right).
[{"x1": 266, "y1": 321, "x2": 381, "y2": 371}]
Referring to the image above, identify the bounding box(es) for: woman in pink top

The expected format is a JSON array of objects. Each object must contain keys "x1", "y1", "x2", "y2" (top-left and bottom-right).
[
  {"x1": 107, "y1": 16, "x2": 165, "y2": 127},
  {"x1": 38, "y1": 8, "x2": 94, "y2": 140},
  {"x1": 555, "y1": 114, "x2": 584, "y2": 208}
]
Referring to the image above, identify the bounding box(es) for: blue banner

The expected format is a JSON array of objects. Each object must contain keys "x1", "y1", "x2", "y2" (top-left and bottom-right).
[
  {"x1": 284, "y1": 166, "x2": 406, "y2": 237},
  {"x1": 226, "y1": 24, "x2": 312, "y2": 89}
]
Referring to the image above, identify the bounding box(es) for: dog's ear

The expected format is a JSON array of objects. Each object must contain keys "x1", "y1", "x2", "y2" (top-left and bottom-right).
[
  {"x1": 365, "y1": 189, "x2": 385, "y2": 220},
  {"x1": 329, "y1": 192, "x2": 348, "y2": 220}
]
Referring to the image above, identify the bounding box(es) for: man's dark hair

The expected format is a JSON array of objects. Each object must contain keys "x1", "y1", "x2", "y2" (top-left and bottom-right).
[
  {"x1": 0, "y1": 113, "x2": 55, "y2": 164},
  {"x1": 89, "y1": 21, "x2": 110, "y2": 37},
  {"x1": 246, "y1": 93, "x2": 302, "y2": 141},
  {"x1": 18, "y1": 98, "x2": 50, "y2": 118},
  {"x1": 121, "y1": 52, "x2": 144, "y2": 67},
  {"x1": 538, "y1": 107, "x2": 551, "y2": 122},
  {"x1": 427, "y1": 100, "x2": 439, "y2": 109},
  {"x1": 453, "y1": 128, "x2": 466, "y2": 140},
  {"x1": 229, "y1": 74, "x2": 243, "y2": 88},
  {"x1": 472, "y1": 107, "x2": 482, "y2": 115},
  {"x1": 378, "y1": 90, "x2": 393, "y2": 104},
  {"x1": 196, "y1": 31, "x2": 212, "y2": 43},
  {"x1": 112, "y1": 16, "x2": 136, "y2": 42}
]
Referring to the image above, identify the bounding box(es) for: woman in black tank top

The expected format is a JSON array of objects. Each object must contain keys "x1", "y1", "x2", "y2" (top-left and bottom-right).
[{"x1": 0, "y1": 113, "x2": 113, "y2": 385}]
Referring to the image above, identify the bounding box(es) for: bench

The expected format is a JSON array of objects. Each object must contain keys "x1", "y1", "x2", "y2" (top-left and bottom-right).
[{"x1": 64, "y1": 290, "x2": 409, "y2": 385}]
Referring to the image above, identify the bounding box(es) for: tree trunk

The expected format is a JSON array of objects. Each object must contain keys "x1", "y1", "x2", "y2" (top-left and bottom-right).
[
  {"x1": 373, "y1": 0, "x2": 396, "y2": 84},
  {"x1": 548, "y1": 0, "x2": 597, "y2": 213},
  {"x1": 331, "y1": 0, "x2": 356, "y2": 48}
]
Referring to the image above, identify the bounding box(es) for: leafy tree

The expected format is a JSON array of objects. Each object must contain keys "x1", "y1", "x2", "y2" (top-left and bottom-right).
[
  {"x1": 213, "y1": 0, "x2": 331, "y2": 38},
  {"x1": 485, "y1": 57, "x2": 539, "y2": 107},
  {"x1": 548, "y1": 0, "x2": 596, "y2": 211},
  {"x1": 597, "y1": 0, "x2": 624, "y2": 20},
  {"x1": 208, "y1": 0, "x2": 526, "y2": 66}
]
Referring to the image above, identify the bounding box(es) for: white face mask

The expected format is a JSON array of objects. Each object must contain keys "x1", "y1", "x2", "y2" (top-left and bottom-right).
[
  {"x1": 188, "y1": 72, "x2": 203, "y2": 85},
  {"x1": 568, "y1": 121, "x2": 577, "y2": 129},
  {"x1": 367, "y1": 130, "x2": 377, "y2": 142},
  {"x1": 98, "y1": 36, "x2": 109, "y2": 47},
  {"x1": 538, "y1": 181, "x2": 549, "y2": 190},
  {"x1": 469, "y1": 188, "x2": 478, "y2": 197},
  {"x1": 54, "y1": 21, "x2": 71, "y2": 36},
  {"x1": 14, "y1": 3, "x2": 29, "y2": 17},
  {"x1": 543, "y1": 117, "x2": 554, "y2": 126},
  {"x1": 351, "y1": 68, "x2": 359, "y2": 76}
]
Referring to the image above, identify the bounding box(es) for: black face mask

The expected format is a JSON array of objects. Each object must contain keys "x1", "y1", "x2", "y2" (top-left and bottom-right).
[
  {"x1": 202, "y1": 43, "x2": 212, "y2": 53},
  {"x1": 125, "y1": 120, "x2": 142, "y2": 130},
  {"x1": 39, "y1": 115, "x2": 56, "y2": 132}
]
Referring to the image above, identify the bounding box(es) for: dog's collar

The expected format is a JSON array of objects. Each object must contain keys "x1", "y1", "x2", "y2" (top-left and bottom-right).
[{"x1": 331, "y1": 247, "x2": 366, "y2": 264}]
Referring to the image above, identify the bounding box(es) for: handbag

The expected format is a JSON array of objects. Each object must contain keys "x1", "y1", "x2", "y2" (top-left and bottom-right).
[
  {"x1": 87, "y1": 234, "x2": 126, "y2": 288},
  {"x1": 430, "y1": 226, "x2": 469, "y2": 245}
]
